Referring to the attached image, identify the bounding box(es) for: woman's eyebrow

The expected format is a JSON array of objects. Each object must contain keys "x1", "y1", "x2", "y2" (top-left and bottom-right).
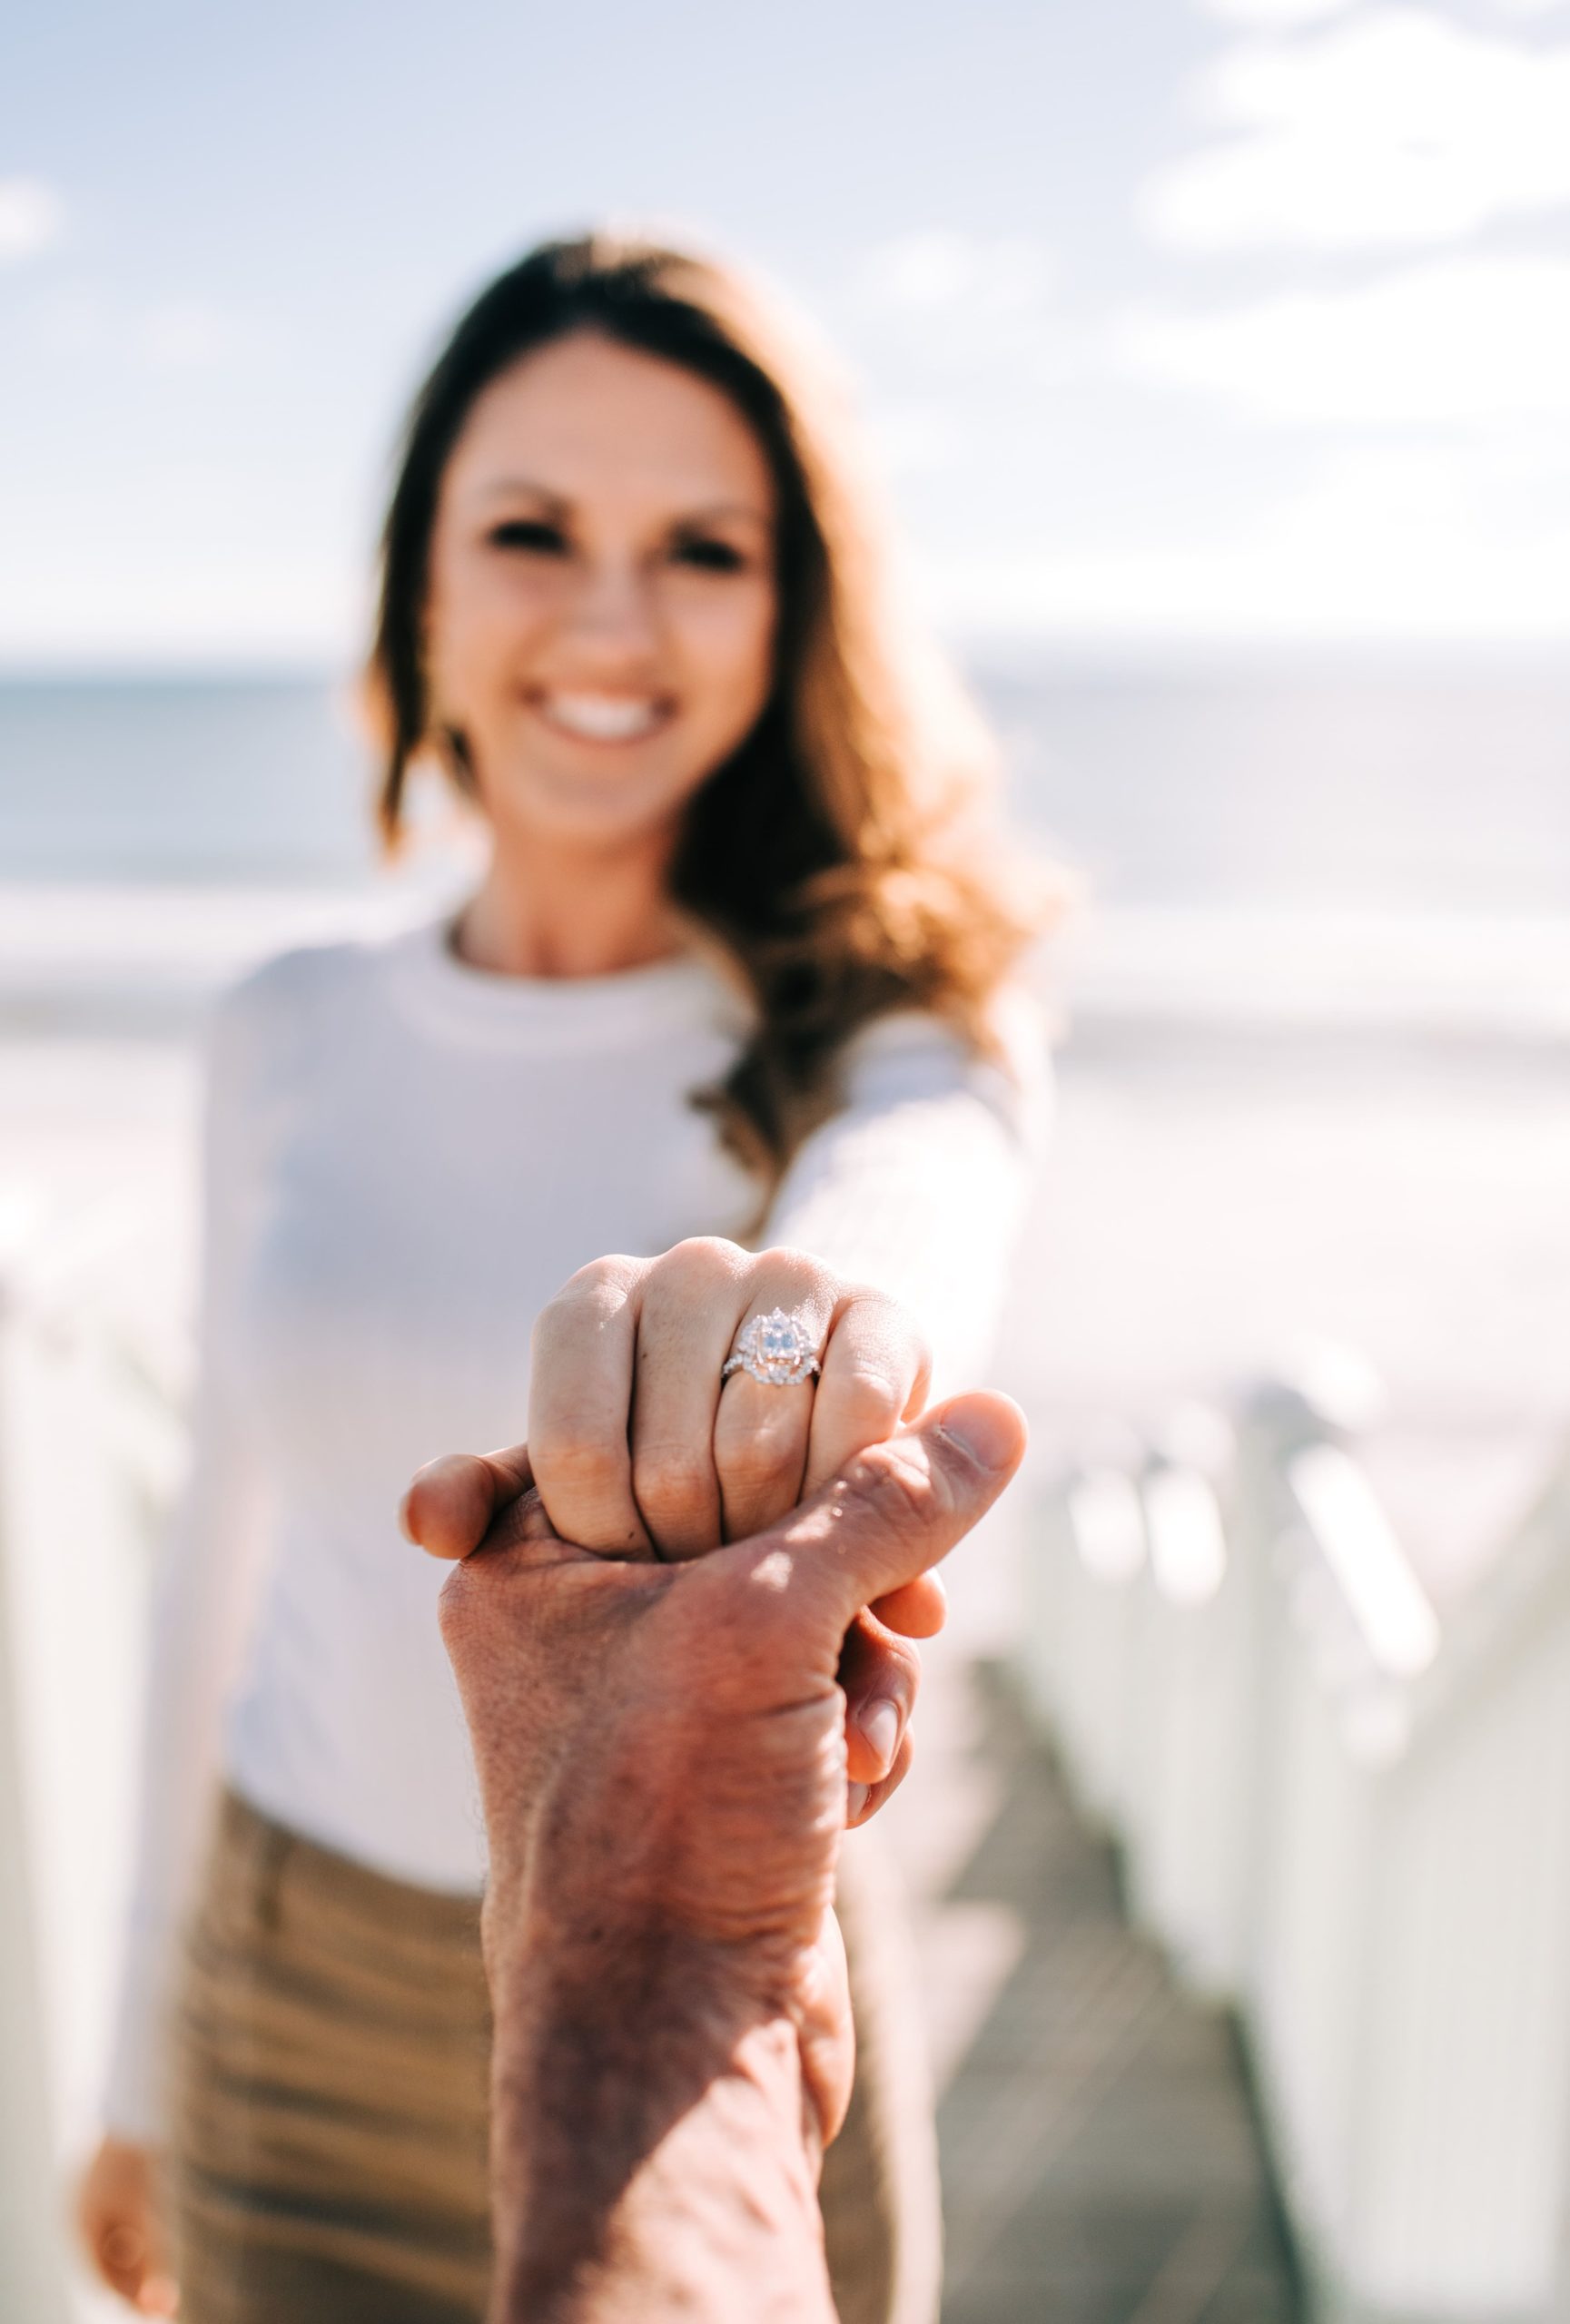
[
  {"x1": 476, "y1": 476, "x2": 569, "y2": 507},
  {"x1": 670, "y1": 502, "x2": 775, "y2": 531},
  {"x1": 473, "y1": 482, "x2": 770, "y2": 530}
]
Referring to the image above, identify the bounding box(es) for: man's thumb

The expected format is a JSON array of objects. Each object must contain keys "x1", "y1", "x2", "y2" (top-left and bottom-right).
[{"x1": 750, "y1": 1392, "x2": 1026, "y2": 1632}]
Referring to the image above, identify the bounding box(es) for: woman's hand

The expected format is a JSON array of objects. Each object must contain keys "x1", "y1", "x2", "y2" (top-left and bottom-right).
[
  {"x1": 76, "y1": 2135, "x2": 177, "y2": 2316},
  {"x1": 405, "y1": 1238, "x2": 944, "y2": 1822},
  {"x1": 529, "y1": 1240, "x2": 933, "y2": 1561}
]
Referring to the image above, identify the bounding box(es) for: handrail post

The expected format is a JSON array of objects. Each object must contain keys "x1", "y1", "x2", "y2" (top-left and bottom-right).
[{"x1": 0, "y1": 1267, "x2": 75, "y2": 2324}]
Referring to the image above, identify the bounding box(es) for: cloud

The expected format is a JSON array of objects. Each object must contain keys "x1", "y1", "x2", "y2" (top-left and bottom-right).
[
  {"x1": 0, "y1": 178, "x2": 64, "y2": 263},
  {"x1": 918, "y1": 439, "x2": 1570, "y2": 643},
  {"x1": 1201, "y1": 0, "x2": 1567, "y2": 18},
  {"x1": 1144, "y1": 8, "x2": 1570, "y2": 251},
  {"x1": 1121, "y1": 254, "x2": 1570, "y2": 427},
  {"x1": 858, "y1": 230, "x2": 1052, "y2": 316},
  {"x1": 1200, "y1": 0, "x2": 1359, "y2": 23}
]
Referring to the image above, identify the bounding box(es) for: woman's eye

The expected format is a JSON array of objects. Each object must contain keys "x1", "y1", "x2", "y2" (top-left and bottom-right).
[
  {"x1": 672, "y1": 537, "x2": 746, "y2": 574},
  {"x1": 489, "y1": 518, "x2": 568, "y2": 555}
]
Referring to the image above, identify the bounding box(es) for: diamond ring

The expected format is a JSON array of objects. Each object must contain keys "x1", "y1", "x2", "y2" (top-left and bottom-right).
[{"x1": 721, "y1": 1307, "x2": 823, "y2": 1389}]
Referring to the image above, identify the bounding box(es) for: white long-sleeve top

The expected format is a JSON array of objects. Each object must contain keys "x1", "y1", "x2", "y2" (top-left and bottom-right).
[{"x1": 104, "y1": 911, "x2": 1042, "y2": 2137}]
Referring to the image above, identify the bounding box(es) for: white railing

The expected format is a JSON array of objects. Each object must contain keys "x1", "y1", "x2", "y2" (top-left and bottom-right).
[
  {"x1": 0, "y1": 1319, "x2": 74, "y2": 2322},
  {"x1": 1020, "y1": 1367, "x2": 1570, "y2": 2324},
  {"x1": 0, "y1": 1199, "x2": 183, "y2": 2321}
]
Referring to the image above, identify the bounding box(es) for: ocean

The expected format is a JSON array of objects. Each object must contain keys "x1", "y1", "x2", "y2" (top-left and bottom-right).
[{"x1": 3, "y1": 653, "x2": 1568, "y2": 911}]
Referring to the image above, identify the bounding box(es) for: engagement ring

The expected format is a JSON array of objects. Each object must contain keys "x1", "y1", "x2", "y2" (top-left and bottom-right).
[{"x1": 722, "y1": 1307, "x2": 823, "y2": 1388}]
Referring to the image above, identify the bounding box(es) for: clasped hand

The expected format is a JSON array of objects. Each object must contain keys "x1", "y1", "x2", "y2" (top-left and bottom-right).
[
  {"x1": 412, "y1": 1386, "x2": 1024, "y2": 2162},
  {"x1": 405, "y1": 1237, "x2": 946, "y2": 1825},
  {"x1": 403, "y1": 1238, "x2": 1026, "y2": 2317}
]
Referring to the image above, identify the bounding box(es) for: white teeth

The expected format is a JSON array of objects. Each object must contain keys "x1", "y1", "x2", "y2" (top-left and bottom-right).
[{"x1": 541, "y1": 692, "x2": 664, "y2": 741}]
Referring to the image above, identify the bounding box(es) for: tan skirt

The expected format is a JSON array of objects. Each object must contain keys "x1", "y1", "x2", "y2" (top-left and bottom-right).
[{"x1": 170, "y1": 1790, "x2": 941, "y2": 2324}]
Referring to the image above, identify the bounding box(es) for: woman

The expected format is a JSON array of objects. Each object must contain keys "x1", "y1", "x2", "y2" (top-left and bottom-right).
[{"x1": 79, "y1": 231, "x2": 1047, "y2": 2324}]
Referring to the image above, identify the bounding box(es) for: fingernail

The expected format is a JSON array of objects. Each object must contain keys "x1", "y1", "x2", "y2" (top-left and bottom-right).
[
  {"x1": 939, "y1": 1395, "x2": 1022, "y2": 1474},
  {"x1": 858, "y1": 1699, "x2": 900, "y2": 1777},
  {"x1": 397, "y1": 1490, "x2": 419, "y2": 1546},
  {"x1": 846, "y1": 1783, "x2": 869, "y2": 1823}
]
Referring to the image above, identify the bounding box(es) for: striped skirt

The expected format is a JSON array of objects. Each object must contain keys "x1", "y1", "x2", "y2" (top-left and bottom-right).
[{"x1": 170, "y1": 1789, "x2": 941, "y2": 2324}]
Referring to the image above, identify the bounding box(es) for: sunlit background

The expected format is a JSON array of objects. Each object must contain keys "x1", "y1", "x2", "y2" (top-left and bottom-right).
[
  {"x1": 4, "y1": 3, "x2": 1570, "y2": 2319},
  {"x1": 6, "y1": 0, "x2": 1570, "y2": 656}
]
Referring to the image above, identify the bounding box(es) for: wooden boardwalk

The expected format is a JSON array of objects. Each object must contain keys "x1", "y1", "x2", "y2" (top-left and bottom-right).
[{"x1": 882, "y1": 1655, "x2": 1300, "y2": 2324}]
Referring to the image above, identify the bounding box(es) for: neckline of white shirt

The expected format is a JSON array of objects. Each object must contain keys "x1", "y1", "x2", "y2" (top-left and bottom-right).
[{"x1": 380, "y1": 911, "x2": 749, "y2": 1053}]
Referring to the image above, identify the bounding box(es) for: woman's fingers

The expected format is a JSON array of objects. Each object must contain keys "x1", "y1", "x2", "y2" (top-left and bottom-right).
[
  {"x1": 802, "y1": 1287, "x2": 931, "y2": 1502},
  {"x1": 528, "y1": 1256, "x2": 653, "y2": 1556},
  {"x1": 837, "y1": 1607, "x2": 921, "y2": 1792},
  {"x1": 77, "y1": 2139, "x2": 178, "y2": 2315},
  {"x1": 93, "y1": 2220, "x2": 146, "y2": 2307},
  {"x1": 445, "y1": 1245, "x2": 933, "y2": 1578},
  {"x1": 714, "y1": 1254, "x2": 839, "y2": 1547},
  {"x1": 629, "y1": 1238, "x2": 747, "y2": 1560}
]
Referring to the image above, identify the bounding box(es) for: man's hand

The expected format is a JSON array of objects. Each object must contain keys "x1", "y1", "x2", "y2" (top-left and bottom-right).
[{"x1": 412, "y1": 1391, "x2": 1025, "y2": 2323}]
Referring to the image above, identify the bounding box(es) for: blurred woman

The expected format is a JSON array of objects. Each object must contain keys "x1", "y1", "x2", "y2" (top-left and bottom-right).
[{"x1": 78, "y1": 232, "x2": 1049, "y2": 2324}]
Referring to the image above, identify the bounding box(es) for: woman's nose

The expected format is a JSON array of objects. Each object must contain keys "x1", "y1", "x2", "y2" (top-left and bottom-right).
[{"x1": 562, "y1": 556, "x2": 660, "y2": 661}]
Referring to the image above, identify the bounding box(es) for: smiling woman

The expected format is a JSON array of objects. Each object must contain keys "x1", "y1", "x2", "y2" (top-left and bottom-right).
[
  {"x1": 369, "y1": 235, "x2": 1043, "y2": 1179},
  {"x1": 78, "y1": 231, "x2": 1052, "y2": 2324}
]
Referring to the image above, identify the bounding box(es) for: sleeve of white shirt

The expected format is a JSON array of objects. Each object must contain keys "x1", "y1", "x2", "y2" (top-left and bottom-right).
[
  {"x1": 101, "y1": 978, "x2": 277, "y2": 2141},
  {"x1": 762, "y1": 992, "x2": 1050, "y2": 1397}
]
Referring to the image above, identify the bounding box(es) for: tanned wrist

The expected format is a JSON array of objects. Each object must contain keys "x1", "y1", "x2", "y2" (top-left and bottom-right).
[{"x1": 488, "y1": 1921, "x2": 834, "y2": 2324}]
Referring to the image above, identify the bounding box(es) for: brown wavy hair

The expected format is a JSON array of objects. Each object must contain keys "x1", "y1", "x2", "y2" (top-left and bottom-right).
[{"x1": 368, "y1": 231, "x2": 1052, "y2": 1186}]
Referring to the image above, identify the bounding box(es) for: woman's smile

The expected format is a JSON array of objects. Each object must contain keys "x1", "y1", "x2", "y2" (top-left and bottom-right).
[{"x1": 526, "y1": 687, "x2": 676, "y2": 745}]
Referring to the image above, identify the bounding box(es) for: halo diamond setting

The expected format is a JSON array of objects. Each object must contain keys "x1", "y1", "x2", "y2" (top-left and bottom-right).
[{"x1": 722, "y1": 1307, "x2": 823, "y2": 1388}]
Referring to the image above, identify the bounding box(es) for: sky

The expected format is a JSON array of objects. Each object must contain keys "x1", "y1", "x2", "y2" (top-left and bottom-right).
[{"x1": 3, "y1": 0, "x2": 1569, "y2": 664}]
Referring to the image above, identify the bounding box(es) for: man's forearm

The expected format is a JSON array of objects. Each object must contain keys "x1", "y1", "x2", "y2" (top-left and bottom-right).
[{"x1": 489, "y1": 1929, "x2": 836, "y2": 2324}]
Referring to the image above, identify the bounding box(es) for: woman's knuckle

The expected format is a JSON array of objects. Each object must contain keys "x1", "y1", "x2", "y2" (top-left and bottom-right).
[
  {"x1": 844, "y1": 1284, "x2": 928, "y2": 1359},
  {"x1": 578, "y1": 1252, "x2": 641, "y2": 1299},
  {"x1": 755, "y1": 1245, "x2": 835, "y2": 1302},
  {"x1": 535, "y1": 1265, "x2": 632, "y2": 1347},
  {"x1": 539, "y1": 1432, "x2": 619, "y2": 1493},
  {"x1": 662, "y1": 1235, "x2": 744, "y2": 1285},
  {"x1": 632, "y1": 1442, "x2": 712, "y2": 1512},
  {"x1": 721, "y1": 1431, "x2": 800, "y2": 1505},
  {"x1": 720, "y1": 1404, "x2": 799, "y2": 1476},
  {"x1": 720, "y1": 1444, "x2": 787, "y2": 1499},
  {"x1": 836, "y1": 1363, "x2": 906, "y2": 1433},
  {"x1": 758, "y1": 1241, "x2": 831, "y2": 1279}
]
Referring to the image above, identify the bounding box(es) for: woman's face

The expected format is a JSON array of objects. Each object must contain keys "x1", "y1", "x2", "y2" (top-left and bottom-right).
[{"x1": 424, "y1": 330, "x2": 779, "y2": 854}]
